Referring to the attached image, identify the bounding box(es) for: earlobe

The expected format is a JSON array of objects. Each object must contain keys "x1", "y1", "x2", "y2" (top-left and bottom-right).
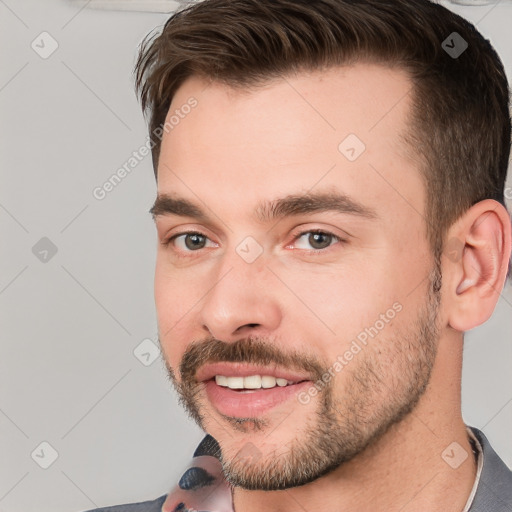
[{"x1": 446, "y1": 200, "x2": 511, "y2": 332}]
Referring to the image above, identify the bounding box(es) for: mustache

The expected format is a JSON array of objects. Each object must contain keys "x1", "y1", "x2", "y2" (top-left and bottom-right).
[{"x1": 177, "y1": 335, "x2": 327, "y2": 385}]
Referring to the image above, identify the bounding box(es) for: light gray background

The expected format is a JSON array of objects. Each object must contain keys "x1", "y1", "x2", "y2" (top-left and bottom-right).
[{"x1": 0, "y1": 1, "x2": 511, "y2": 511}]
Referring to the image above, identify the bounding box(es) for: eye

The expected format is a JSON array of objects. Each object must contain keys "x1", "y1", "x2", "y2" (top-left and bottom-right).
[
  {"x1": 163, "y1": 231, "x2": 217, "y2": 252},
  {"x1": 162, "y1": 228, "x2": 345, "y2": 256},
  {"x1": 291, "y1": 230, "x2": 343, "y2": 251}
]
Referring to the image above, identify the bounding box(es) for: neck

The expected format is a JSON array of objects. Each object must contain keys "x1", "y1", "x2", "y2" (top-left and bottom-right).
[{"x1": 231, "y1": 334, "x2": 477, "y2": 512}]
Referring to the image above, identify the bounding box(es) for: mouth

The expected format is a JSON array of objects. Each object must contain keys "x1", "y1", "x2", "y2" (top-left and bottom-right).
[{"x1": 195, "y1": 363, "x2": 314, "y2": 417}]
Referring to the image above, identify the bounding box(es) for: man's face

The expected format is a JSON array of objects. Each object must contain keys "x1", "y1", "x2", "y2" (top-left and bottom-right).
[{"x1": 153, "y1": 64, "x2": 442, "y2": 490}]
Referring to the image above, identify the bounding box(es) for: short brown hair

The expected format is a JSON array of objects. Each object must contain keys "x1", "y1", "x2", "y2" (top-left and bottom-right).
[{"x1": 134, "y1": 0, "x2": 511, "y2": 272}]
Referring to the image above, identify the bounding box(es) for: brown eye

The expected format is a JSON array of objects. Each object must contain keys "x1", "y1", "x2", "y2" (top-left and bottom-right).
[
  {"x1": 307, "y1": 232, "x2": 333, "y2": 249},
  {"x1": 166, "y1": 232, "x2": 216, "y2": 253},
  {"x1": 184, "y1": 233, "x2": 206, "y2": 250},
  {"x1": 292, "y1": 230, "x2": 339, "y2": 251}
]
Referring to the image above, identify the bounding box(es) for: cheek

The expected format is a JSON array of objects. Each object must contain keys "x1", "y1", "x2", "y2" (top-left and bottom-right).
[
  {"x1": 154, "y1": 256, "x2": 202, "y2": 321},
  {"x1": 278, "y1": 260, "x2": 395, "y2": 336},
  {"x1": 154, "y1": 261, "x2": 200, "y2": 364},
  {"x1": 278, "y1": 257, "x2": 413, "y2": 372}
]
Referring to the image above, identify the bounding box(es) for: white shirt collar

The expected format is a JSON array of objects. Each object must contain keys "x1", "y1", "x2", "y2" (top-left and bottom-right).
[{"x1": 462, "y1": 426, "x2": 484, "y2": 512}]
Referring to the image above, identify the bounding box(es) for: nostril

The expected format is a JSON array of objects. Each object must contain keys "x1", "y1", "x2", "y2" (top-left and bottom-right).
[{"x1": 234, "y1": 323, "x2": 261, "y2": 334}]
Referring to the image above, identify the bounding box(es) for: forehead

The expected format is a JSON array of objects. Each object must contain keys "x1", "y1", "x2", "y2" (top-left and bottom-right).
[{"x1": 156, "y1": 63, "x2": 424, "y2": 226}]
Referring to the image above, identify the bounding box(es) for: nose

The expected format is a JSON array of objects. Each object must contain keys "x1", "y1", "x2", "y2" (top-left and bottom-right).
[{"x1": 198, "y1": 253, "x2": 282, "y2": 342}]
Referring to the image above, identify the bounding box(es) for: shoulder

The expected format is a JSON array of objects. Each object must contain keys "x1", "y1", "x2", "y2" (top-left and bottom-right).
[
  {"x1": 80, "y1": 494, "x2": 167, "y2": 512},
  {"x1": 469, "y1": 426, "x2": 512, "y2": 511}
]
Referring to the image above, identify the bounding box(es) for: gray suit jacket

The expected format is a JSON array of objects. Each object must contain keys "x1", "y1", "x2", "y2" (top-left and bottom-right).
[
  {"x1": 469, "y1": 427, "x2": 512, "y2": 511},
  {"x1": 81, "y1": 427, "x2": 512, "y2": 512}
]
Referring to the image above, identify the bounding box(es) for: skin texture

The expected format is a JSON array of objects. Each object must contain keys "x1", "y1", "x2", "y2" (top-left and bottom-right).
[{"x1": 152, "y1": 64, "x2": 511, "y2": 512}]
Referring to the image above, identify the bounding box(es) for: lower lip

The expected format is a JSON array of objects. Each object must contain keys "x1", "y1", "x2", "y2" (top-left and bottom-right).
[{"x1": 204, "y1": 379, "x2": 312, "y2": 418}]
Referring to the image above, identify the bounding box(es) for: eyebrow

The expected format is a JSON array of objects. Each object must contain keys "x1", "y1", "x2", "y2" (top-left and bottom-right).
[{"x1": 149, "y1": 191, "x2": 378, "y2": 224}]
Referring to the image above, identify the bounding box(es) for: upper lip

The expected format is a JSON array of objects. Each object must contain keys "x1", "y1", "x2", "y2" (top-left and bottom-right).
[{"x1": 195, "y1": 362, "x2": 313, "y2": 383}]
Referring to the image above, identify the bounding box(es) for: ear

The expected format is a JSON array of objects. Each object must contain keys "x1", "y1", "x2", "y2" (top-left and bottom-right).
[{"x1": 444, "y1": 199, "x2": 512, "y2": 332}]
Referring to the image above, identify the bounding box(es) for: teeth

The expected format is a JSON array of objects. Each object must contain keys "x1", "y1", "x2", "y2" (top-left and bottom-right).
[
  {"x1": 215, "y1": 375, "x2": 298, "y2": 390},
  {"x1": 215, "y1": 375, "x2": 228, "y2": 387},
  {"x1": 226, "y1": 376, "x2": 244, "y2": 389},
  {"x1": 243, "y1": 375, "x2": 262, "y2": 389},
  {"x1": 261, "y1": 376, "x2": 277, "y2": 388}
]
